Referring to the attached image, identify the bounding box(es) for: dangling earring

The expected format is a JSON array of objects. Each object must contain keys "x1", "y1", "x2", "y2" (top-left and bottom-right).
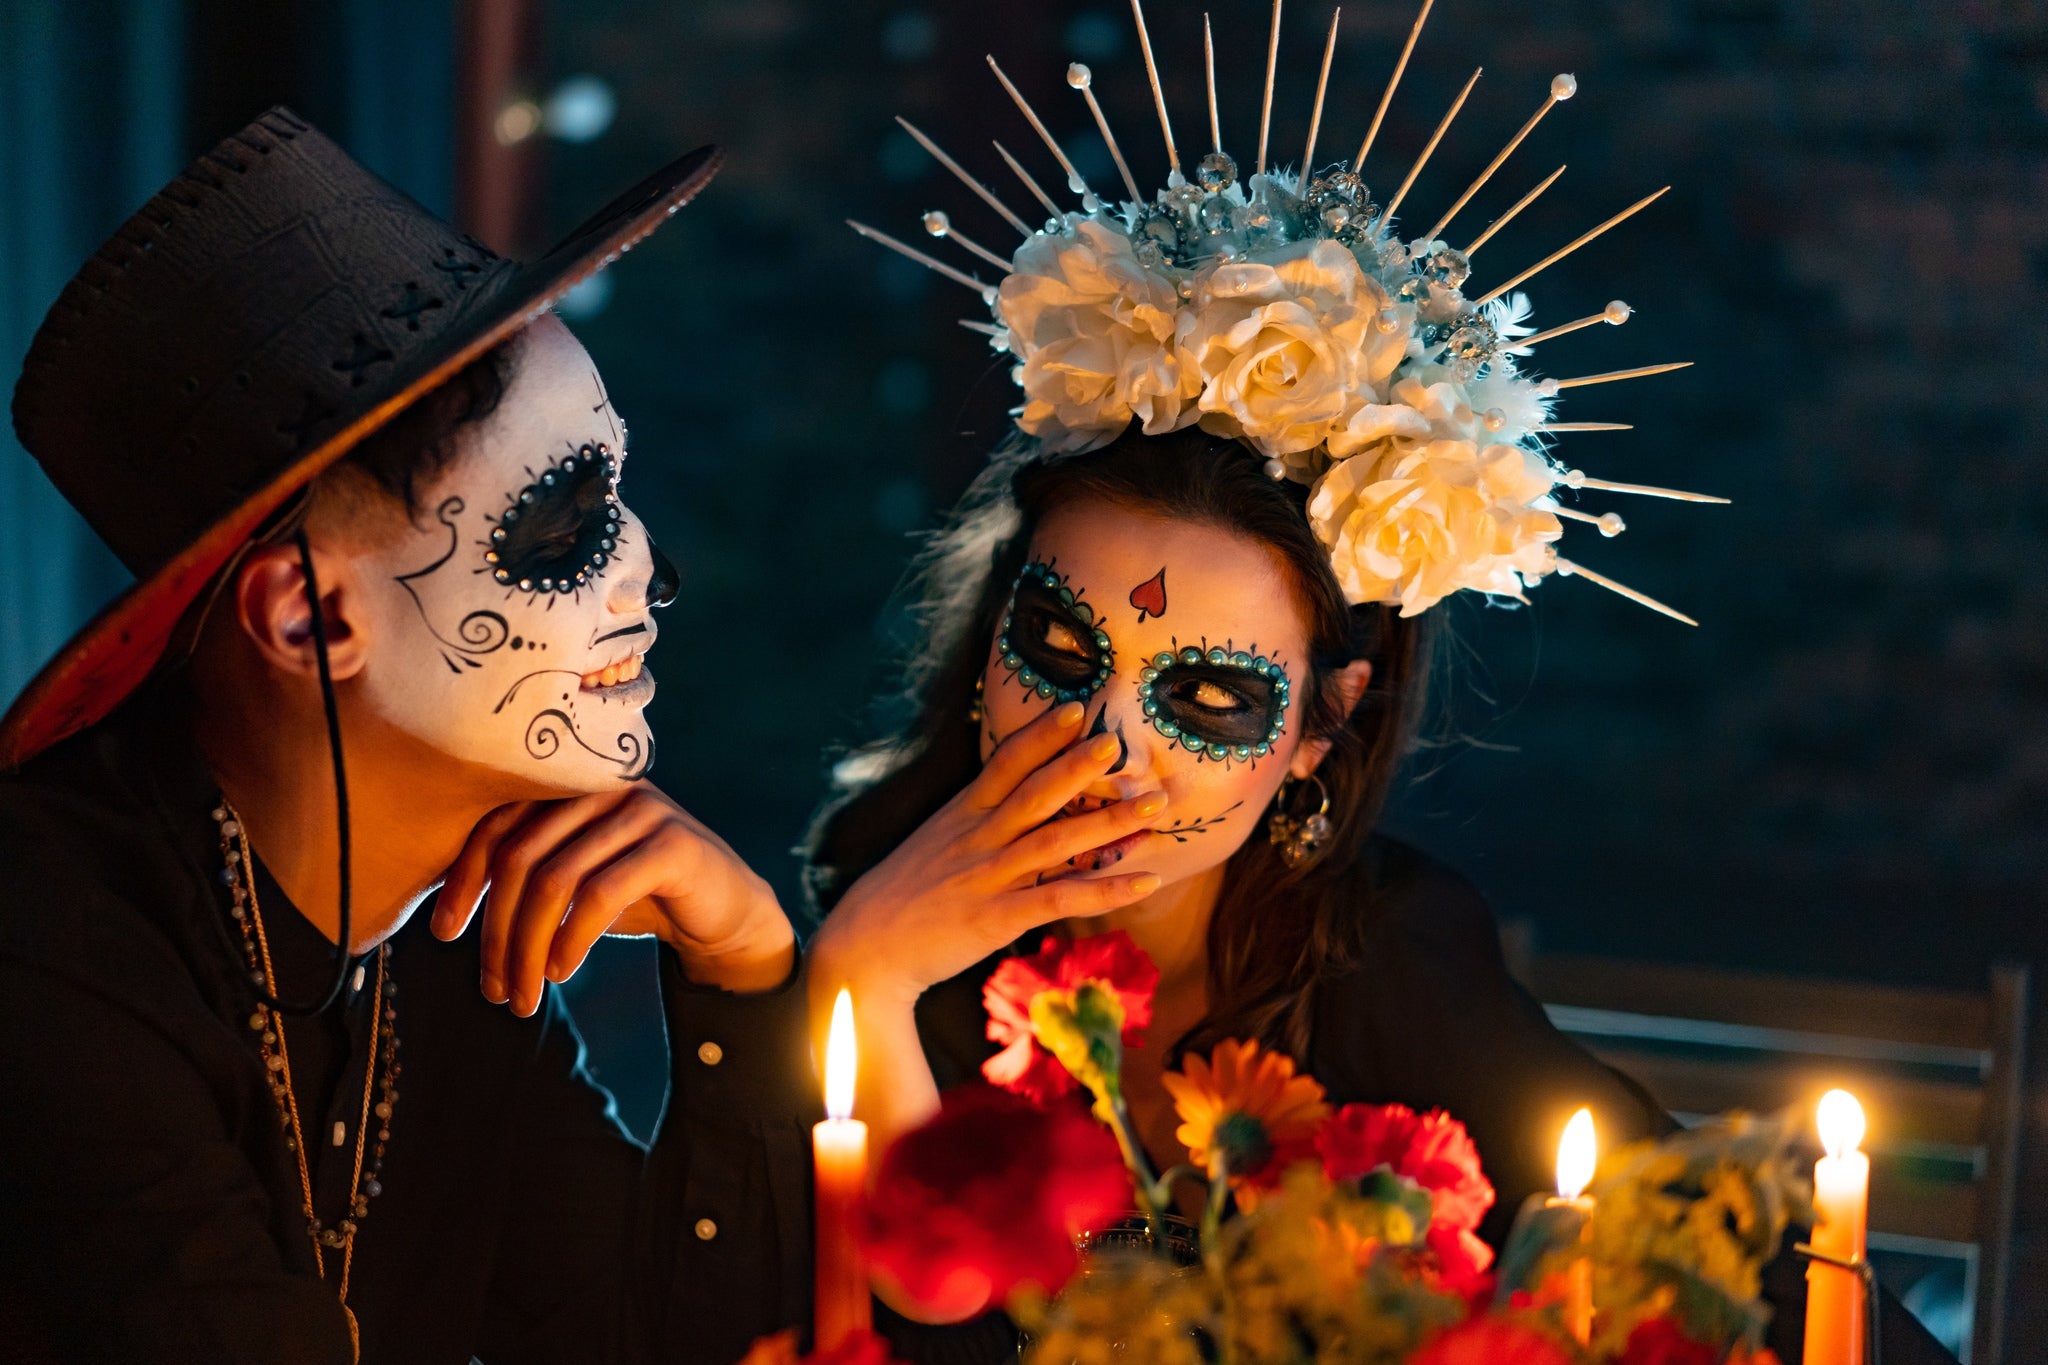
[
  {"x1": 1267, "y1": 773, "x2": 1333, "y2": 869},
  {"x1": 968, "y1": 676, "x2": 986, "y2": 725}
]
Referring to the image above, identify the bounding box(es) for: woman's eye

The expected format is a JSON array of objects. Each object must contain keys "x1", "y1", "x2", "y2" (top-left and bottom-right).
[
  {"x1": 1037, "y1": 617, "x2": 1090, "y2": 658},
  {"x1": 1180, "y1": 679, "x2": 1244, "y2": 712}
]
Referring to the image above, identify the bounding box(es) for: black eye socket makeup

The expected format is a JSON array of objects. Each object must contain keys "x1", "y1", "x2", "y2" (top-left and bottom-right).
[
  {"x1": 1138, "y1": 645, "x2": 1291, "y2": 764},
  {"x1": 484, "y1": 443, "x2": 623, "y2": 595},
  {"x1": 997, "y1": 561, "x2": 1114, "y2": 703}
]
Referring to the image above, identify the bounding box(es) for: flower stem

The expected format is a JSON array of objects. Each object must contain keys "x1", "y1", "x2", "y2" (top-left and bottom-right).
[
  {"x1": 1094, "y1": 1082, "x2": 1167, "y2": 1250},
  {"x1": 1200, "y1": 1155, "x2": 1229, "y2": 1266}
]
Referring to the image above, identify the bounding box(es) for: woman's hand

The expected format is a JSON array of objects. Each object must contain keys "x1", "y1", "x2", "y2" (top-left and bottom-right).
[
  {"x1": 431, "y1": 782, "x2": 796, "y2": 1014},
  {"x1": 810, "y1": 700, "x2": 1166, "y2": 1008},
  {"x1": 806, "y1": 701, "x2": 1167, "y2": 1147}
]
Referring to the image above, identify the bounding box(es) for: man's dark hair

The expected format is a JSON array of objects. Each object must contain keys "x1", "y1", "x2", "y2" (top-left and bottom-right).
[{"x1": 314, "y1": 331, "x2": 523, "y2": 531}]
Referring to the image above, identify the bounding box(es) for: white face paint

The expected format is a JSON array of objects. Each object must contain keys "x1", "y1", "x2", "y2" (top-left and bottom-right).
[{"x1": 349, "y1": 316, "x2": 674, "y2": 794}]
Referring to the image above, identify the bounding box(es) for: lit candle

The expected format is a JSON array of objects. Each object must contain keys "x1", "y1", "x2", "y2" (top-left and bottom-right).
[
  {"x1": 1550, "y1": 1107, "x2": 1597, "y2": 1346},
  {"x1": 813, "y1": 989, "x2": 871, "y2": 1350},
  {"x1": 1803, "y1": 1090, "x2": 1869, "y2": 1365}
]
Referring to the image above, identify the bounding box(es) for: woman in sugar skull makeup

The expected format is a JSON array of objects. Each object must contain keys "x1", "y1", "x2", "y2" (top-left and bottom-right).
[
  {"x1": 0, "y1": 117, "x2": 813, "y2": 1364},
  {"x1": 804, "y1": 10, "x2": 1956, "y2": 1363}
]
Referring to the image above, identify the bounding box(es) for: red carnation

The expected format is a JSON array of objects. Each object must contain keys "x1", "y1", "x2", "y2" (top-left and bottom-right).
[
  {"x1": 981, "y1": 930, "x2": 1158, "y2": 1104},
  {"x1": 860, "y1": 1084, "x2": 1132, "y2": 1322},
  {"x1": 1409, "y1": 1316, "x2": 1575, "y2": 1365},
  {"x1": 1617, "y1": 1318, "x2": 1721, "y2": 1365},
  {"x1": 1424, "y1": 1223, "x2": 1497, "y2": 1300},
  {"x1": 1317, "y1": 1102, "x2": 1495, "y2": 1234}
]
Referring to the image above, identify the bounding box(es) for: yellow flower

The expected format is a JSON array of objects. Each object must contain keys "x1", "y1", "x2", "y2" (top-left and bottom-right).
[{"x1": 1162, "y1": 1039, "x2": 1331, "y2": 1200}]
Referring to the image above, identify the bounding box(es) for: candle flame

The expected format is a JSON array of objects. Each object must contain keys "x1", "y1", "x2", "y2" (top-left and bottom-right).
[
  {"x1": 824, "y1": 988, "x2": 858, "y2": 1121},
  {"x1": 1556, "y1": 1107, "x2": 1596, "y2": 1201},
  {"x1": 1817, "y1": 1088, "x2": 1865, "y2": 1159}
]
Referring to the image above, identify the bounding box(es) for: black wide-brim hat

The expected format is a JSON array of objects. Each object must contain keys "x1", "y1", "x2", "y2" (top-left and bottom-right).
[{"x1": 2, "y1": 107, "x2": 721, "y2": 770}]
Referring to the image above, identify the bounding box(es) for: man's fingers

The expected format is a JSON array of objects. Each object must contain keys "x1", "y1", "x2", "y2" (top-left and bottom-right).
[
  {"x1": 988, "y1": 790, "x2": 1167, "y2": 886},
  {"x1": 962, "y1": 700, "x2": 1085, "y2": 809},
  {"x1": 499, "y1": 802, "x2": 664, "y2": 1016},
  {"x1": 432, "y1": 803, "x2": 531, "y2": 940},
  {"x1": 998, "y1": 871, "x2": 1162, "y2": 937},
  {"x1": 543, "y1": 851, "x2": 675, "y2": 986},
  {"x1": 476, "y1": 796, "x2": 622, "y2": 1002}
]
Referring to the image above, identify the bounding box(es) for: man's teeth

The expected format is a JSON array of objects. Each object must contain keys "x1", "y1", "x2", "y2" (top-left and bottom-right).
[{"x1": 580, "y1": 655, "x2": 644, "y2": 690}]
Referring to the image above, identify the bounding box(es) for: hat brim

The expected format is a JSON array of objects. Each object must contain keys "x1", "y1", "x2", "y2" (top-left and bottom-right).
[{"x1": 0, "y1": 144, "x2": 725, "y2": 771}]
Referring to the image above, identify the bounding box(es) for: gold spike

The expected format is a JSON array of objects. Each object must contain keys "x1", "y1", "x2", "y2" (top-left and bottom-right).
[
  {"x1": 848, "y1": 219, "x2": 997, "y2": 301},
  {"x1": 1300, "y1": 9, "x2": 1343, "y2": 177},
  {"x1": 1552, "y1": 360, "x2": 1691, "y2": 390},
  {"x1": 1473, "y1": 186, "x2": 1669, "y2": 305},
  {"x1": 923, "y1": 211, "x2": 1014, "y2": 273},
  {"x1": 1464, "y1": 164, "x2": 1564, "y2": 255},
  {"x1": 1354, "y1": 0, "x2": 1436, "y2": 171},
  {"x1": 1257, "y1": 0, "x2": 1283, "y2": 175},
  {"x1": 896, "y1": 117, "x2": 1031, "y2": 236},
  {"x1": 1129, "y1": 0, "x2": 1181, "y2": 178},
  {"x1": 988, "y1": 56, "x2": 1093, "y2": 200},
  {"x1": 994, "y1": 141, "x2": 1062, "y2": 219},
  {"x1": 1555, "y1": 558, "x2": 1697, "y2": 626},
  {"x1": 1205, "y1": 14, "x2": 1222, "y2": 152},
  {"x1": 1570, "y1": 475, "x2": 1728, "y2": 504},
  {"x1": 1069, "y1": 64, "x2": 1145, "y2": 204},
  {"x1": 1381, "y1": 65, "x2": 1481, "y2": 225},
  {"x1": 1517, "y1": 300, "x2": 1631, "y2": 348},
  {"x1": 1422, "y1": 75, "x2": 1576, "y2": 242},
  {"x1": 1536, "y1": 421, "x2": 1632, "y2": 432}
]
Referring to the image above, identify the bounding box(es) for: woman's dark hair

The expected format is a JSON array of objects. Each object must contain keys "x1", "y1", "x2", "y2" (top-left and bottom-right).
[{"x1": 804, "y1": 424, "x2": 1437, "y2": 1062}]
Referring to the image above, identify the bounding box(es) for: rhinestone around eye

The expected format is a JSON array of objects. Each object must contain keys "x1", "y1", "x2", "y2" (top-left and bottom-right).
[
  {"x1": 494, "y1": 570, "x2": 510, "y2": 584},
  {"x1": 491, "y1": 528, "x2": 506, "y2": 543},
  {"x1": 1180, "y1": 647, "x2": 1201, "y2": 665},
  {"x1": 518, "y1": 578, "x2": 533, "y2": 591},
  {"x1": 484, "y1": 551, "x2": 499, "y2": 563}
]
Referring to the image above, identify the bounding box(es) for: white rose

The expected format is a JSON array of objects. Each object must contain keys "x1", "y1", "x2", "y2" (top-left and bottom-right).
[
  {"x1": 1306, "y1": 438, "x2": 1561, "y2": 615},
  {"x1": 1185, "y1": 241, "x2": 1387, "y2": 458},
  {"x1": 997, "y1": 220, "x2": 1199, "y2": 452}
]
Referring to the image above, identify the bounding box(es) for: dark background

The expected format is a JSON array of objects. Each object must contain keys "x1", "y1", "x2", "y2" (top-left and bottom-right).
[{"x1": 3, "y1": 0, "x2": 2044, "y2": 1353}]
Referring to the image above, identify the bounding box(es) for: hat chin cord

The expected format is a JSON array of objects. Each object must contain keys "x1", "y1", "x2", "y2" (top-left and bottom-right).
[{"x1": 245, "y1": 529, "x2": 356, "y2": 1016}]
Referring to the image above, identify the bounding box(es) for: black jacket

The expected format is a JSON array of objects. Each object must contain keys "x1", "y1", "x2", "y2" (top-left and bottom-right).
[{"x1": 0, "y1": 685, "x2": 819, "y2": 1364}]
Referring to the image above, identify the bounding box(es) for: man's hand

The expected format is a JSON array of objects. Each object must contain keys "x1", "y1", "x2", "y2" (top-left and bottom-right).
[{"x1": 431, "y1": 782, "x2": 796, "y2": 1014}]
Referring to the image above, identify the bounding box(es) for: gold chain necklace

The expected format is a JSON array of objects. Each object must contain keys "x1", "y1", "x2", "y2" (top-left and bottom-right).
[{"x1": 213, "y1": 800, "x2": 400, "y2": 1363}]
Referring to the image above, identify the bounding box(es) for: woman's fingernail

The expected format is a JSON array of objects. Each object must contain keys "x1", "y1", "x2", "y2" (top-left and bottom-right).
[
  {"x1": 1056, "y1": 701, "x2": 1086, "y2": 727},
  {"x1": 1133, "y1": 790, "x2": 1169, "y2": 817},
  {"x1": 482, "y1": 973, "x2": 505, "y2": 1003},
  {"x1": 1131, "y1": 874, "x2": 1162, "y2": 895},
  {"x1": 1089, "y1": 733, "x2": 1120, "y2": 761}
]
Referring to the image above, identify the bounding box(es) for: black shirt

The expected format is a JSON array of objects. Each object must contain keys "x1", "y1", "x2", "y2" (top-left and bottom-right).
[
  {"x1": 0, "y1": 686, "x2": 819, "y2": 1364},
  {"x1": 891, "y1": 839, "x2": 1954, "y2": 1364}
]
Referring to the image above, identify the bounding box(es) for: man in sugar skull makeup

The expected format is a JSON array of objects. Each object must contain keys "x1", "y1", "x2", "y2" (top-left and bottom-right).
[{"x1": 0, "y1": 113, "x2": 814, "y2": 1364}]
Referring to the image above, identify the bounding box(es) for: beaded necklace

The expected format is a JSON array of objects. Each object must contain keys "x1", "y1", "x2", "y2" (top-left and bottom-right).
[{"x1": 212, "y1": 800, "x2": 400, "y2": 1363}]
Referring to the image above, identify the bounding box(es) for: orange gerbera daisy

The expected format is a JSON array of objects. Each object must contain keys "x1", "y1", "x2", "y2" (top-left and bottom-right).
[{"x1": 1162, "y1": 1038, "x2": 1331, "y2": 1202}]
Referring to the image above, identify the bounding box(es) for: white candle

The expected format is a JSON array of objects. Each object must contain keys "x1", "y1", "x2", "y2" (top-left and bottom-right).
[
  {"x1": 813, "y1": 989, "x2": 871, "y2": 1349},
  {"x1": 1803, "y1": 1090, "x2": 1869, "y2": 1365}
]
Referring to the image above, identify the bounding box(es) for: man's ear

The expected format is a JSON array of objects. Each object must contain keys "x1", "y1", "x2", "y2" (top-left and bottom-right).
[
  {"x1": 230, "y1": 539, "x2": 370, "y2": 682},
  {"x1": 1288, "y1": 659, "x2": 1374, "y2": 779}
]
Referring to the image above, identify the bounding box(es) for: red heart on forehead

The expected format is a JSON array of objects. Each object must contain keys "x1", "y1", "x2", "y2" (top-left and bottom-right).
[{"x1": 1129, "y1": 568, "x2": 1167, "y2": 622}]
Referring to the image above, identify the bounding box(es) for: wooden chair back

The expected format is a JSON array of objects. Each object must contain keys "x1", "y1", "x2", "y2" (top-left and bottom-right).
[{"x1": 1499, "y1": 930, "x2": 2028, "y2": 1365}]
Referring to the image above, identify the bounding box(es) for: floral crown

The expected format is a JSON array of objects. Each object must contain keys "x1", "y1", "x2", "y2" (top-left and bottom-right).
[{"x1": 853, "y1": 0, "x2": 1726, "y2": 622}]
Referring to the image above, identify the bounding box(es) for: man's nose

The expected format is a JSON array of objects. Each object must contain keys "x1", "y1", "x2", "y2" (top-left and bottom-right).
[{"x1": 645, "y1": 537, "x2": 679, "y2": 609}]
